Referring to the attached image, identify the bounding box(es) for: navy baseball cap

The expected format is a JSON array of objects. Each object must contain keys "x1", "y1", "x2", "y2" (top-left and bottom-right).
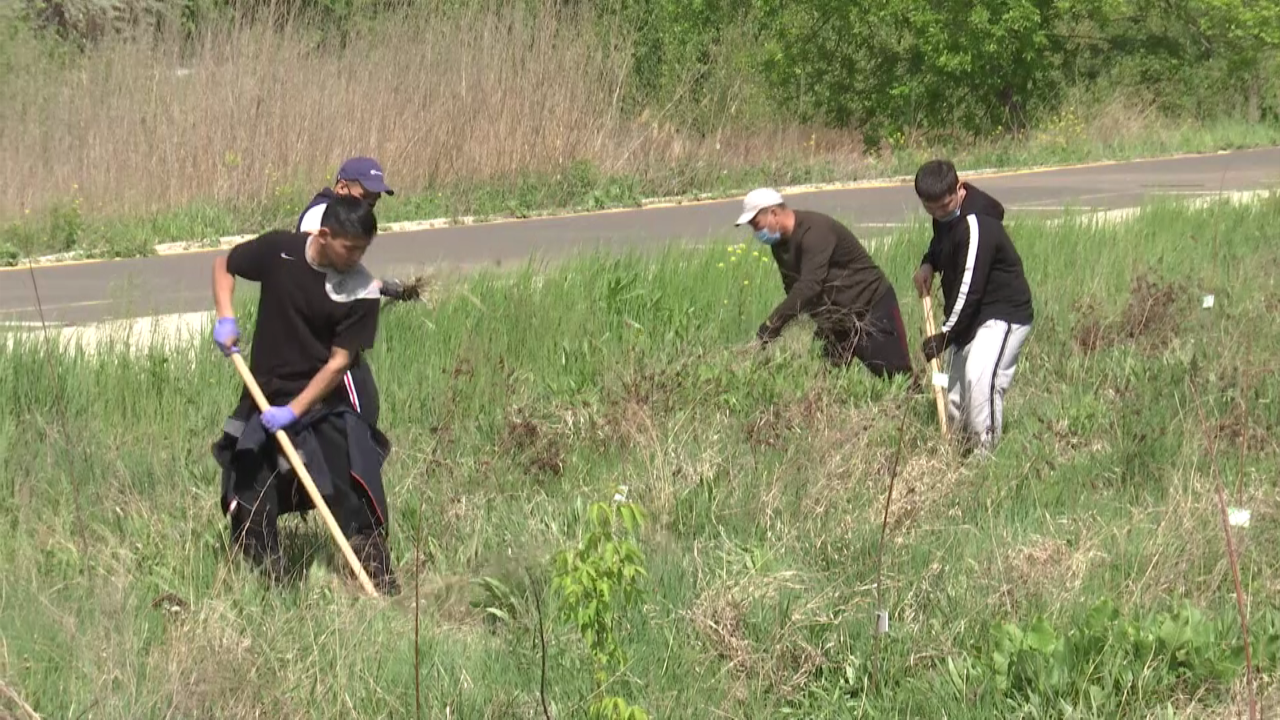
[{"x1": 336, "y1": 156, "x2": 394, "y2": 196}]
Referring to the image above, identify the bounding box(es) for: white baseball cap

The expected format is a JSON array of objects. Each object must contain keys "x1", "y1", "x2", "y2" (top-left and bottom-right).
[{"x1": 734, "y1": 187, "x2": 785, "y2": 226}]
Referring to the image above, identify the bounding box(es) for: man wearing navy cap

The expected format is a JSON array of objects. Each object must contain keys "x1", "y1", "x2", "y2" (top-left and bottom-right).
[
  {"x1": 296, "y1": 156, "x2": 403, "y2": 430},
  {"x1": 301, "y1": 158, "x2": 422, "y2": 306},
  {"x1": 299, "y1": 157, "x2": 396, "y2": 233}
]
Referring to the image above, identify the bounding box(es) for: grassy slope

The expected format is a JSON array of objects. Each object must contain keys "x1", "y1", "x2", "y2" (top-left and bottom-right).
[{"x1": 3, "y1": 198, "x2": 1280, "y2": 717}]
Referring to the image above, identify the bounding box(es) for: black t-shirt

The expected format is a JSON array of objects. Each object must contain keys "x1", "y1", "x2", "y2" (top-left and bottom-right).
[{"x1": 226, "y1": 231, "x2": 380, "y2": 407}]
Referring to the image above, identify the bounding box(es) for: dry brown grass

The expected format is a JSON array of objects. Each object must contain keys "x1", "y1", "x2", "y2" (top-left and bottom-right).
[
  {"x1": 685, "y1": 553, "x2": 834, "y2": 704},
  {"x1": 0, "y1": 679, "x2": 40, "y2": 720},
  {"x1": 0, "y1": 1, "x2": 868, "y2": 223},
  {"x1": 984, "y1": 531, "x2": 1108, "y2": 613},
  {"x1": 146, "y1": 600, "x2": 309, "y2": 719},
  {"x1": 1153, "y1": 674, "x2": 1280, "y2": 720},
  {"x1": 881, "y1": 452, "x2": 965, "y2": 532}
]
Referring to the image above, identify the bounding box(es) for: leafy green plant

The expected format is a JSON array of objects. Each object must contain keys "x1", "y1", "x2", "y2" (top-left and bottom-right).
[
  {"x1": 471, "y1": 575, "x2": 525, "y2": 628},
  {"x1": 589, "y1": 696, "x2": 650, "y2": 720},
  {"x1": 971, "y1": 598, "x2": 1267, "y2": 716},
  {"x1": 552, "y1": 497, "x2": 650, "y2": 719},
  {"x1": 0, "y1": 239, "x2": 19, "y2": 267}
]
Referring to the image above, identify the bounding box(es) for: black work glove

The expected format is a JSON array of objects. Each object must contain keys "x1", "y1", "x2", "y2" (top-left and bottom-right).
[
  {"x1": 380, "y1": 278, "x2": 406, "y2": 300},
  {"x1": 756, "y1": 322, "x2": 778, "y2": 347},
  {"x1": 921, "y1": 332, "x2": 947, "y2": 362}
]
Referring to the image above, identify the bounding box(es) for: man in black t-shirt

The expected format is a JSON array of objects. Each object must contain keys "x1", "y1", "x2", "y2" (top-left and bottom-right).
[
  {"x1": 297, "y1": 156, "x2": 402, "y2": 429},
  {"x1": 210, "y1": 195, "x2": 399, "y2": 594},
  {"x1": 298, "y1": 156, "x2": 406, "y2": 299}
]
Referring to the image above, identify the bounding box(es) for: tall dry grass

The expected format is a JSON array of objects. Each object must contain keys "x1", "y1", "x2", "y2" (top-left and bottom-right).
[{"x1": 0, "y1": 1, "x2": 866, "y2": 223}]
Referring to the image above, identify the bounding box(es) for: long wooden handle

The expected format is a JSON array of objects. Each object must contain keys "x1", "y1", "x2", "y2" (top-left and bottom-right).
[
  {"x1": 230, "y1": 352, "x2": 380, "y2": 597},
  {"x1": 921, "y1": 295, "x2": 949, "y2": 437}
]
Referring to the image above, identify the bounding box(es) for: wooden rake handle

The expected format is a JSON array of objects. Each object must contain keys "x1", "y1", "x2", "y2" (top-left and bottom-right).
[
  {"x1": 921, "y1": 295, "x2": 949, "y2": 437},
  {"x1": 230, "y1": 352, "x2": 380, "y2": 597}
]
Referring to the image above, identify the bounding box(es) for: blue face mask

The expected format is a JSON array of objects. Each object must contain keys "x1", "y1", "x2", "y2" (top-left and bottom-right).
[
  {"x1": 940, "y1": 206, "x2": 962, "y2": 222},
  {"x1": 754, "y1": 228, "x2": 782, "y2": 245}
]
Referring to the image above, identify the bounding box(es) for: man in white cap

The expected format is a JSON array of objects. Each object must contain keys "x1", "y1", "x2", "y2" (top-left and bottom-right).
[{"x1": 736, "y1": 188, "x2": 914, "y2": 379}]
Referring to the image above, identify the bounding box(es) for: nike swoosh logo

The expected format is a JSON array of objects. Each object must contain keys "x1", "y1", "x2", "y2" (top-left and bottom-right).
[{"x1": 281, "y1": 252, "x2": 294, "y2": 260}]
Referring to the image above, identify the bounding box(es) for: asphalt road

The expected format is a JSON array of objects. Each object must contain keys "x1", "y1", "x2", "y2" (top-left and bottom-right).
[{"x1": 3, "y1": 148, "x2": 1278, "y2": 325}]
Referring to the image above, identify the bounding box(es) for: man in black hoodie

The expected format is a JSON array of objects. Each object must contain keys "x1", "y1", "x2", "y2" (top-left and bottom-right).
[
  {"x1": 913, "y1": 160, "x2": 1034, "y2": 454},
  {"x1": 913, "y1": 175, "x2": 1006, "y2": 297},
  {"x1": 296, "y1": 156, "x2": 405, "y2": 429}
]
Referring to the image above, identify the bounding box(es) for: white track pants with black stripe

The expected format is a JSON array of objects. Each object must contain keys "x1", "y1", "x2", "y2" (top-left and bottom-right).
[{"x1": 945, "y1": 319, "x2": 1032, "y2": 452}]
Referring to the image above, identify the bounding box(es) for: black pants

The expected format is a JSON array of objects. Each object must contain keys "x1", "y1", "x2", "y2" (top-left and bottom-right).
[
  {"x1": 344, "y1": 361, "x2": 381, "y2": 430},
  {"x1": 229, "y1": 415, "x2": 381, "y2": 557},
  {"x1": 817, "y1": 286, "x2": 914, "y2": 379}
]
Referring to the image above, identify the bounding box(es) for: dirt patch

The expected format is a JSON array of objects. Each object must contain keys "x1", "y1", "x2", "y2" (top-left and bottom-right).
[
  {"x1": 598, "y1": 394, "x2": 656, "y2": 450},
  {"x1": 785, "y1": 388, "x2": 832, "y2": 428},
  {"x1": 1121, "y1": 273, "x2": 1187, "y2": 351},
  {"x1": 748, "y1": 389, "x2": 836, "y2": 450},
  {"x1": 618, "y1": 365, "x2": 684, "y2": 412},
  {"x1": 1074, "y1": 272, "x2": 1191, "y2": 356},
  {"x1": 1212, "y1": 402, "x2": 1271, "y2": 454},
  {"x1": 499, "y1": 411, "x2": 566, "y2": 478},
  {"x1": 450, "y1": 356, "x2": 474, "y2": 380},
  {"x1": 595, "y1": 362, "x2": 696, "y2": 450},
  {"x1": 385, "y1": 272, "x2": 438, "y2": 305},
  {"x1": 1205, "y1": 373, "x2": 1274, "y2": 455},
  {"x1": 1072, "y1": 299, "x2": 1114, "y2": 355},
  {"x1": 744, "y1": 405, "x2": 786, "y2": 450}
]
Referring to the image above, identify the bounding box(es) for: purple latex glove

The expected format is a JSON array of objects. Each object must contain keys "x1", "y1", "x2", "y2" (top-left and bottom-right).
[
  {"x1": 261, "y1": 405, "x2": 298, "y2": 433},
  {"x1": 213, "y1": 316, "x2": 240, "y2": 356}
]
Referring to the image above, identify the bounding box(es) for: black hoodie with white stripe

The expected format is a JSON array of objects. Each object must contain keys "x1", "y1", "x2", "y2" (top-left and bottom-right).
[
  {"x1": 924, "y1": 206, "x2": 1034, "y2": 351},
  {"x1": 919, "y1": 183, "x2": 1006, "y2": 268}
]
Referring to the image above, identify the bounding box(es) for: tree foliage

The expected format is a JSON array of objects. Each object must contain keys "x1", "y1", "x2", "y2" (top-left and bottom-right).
[{"x1": 14, "y1": 0, "x2": 1280, "y2": 135}]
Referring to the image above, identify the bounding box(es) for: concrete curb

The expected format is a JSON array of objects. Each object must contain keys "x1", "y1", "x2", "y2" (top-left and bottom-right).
[{"x1": 10, "y1": 148, "x2": 1247, "y2": 269}]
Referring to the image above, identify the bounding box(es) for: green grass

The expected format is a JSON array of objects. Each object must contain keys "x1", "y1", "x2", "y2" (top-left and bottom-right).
[
  {"x1": 3, "y1": 116, "x2": 1279, "y2": 265},
  {"x1": 3, "y1": 197, "x2": 1280, "y2": 718}
]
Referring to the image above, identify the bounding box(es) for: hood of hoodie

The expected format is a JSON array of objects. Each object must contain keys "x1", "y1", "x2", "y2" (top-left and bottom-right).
[
  {"x1": 959, "y1": 183, "x2": 1005, "y2": 222},
  {"x1": 930, "y1": 182, "x2": 1006, "y2": 233}
]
